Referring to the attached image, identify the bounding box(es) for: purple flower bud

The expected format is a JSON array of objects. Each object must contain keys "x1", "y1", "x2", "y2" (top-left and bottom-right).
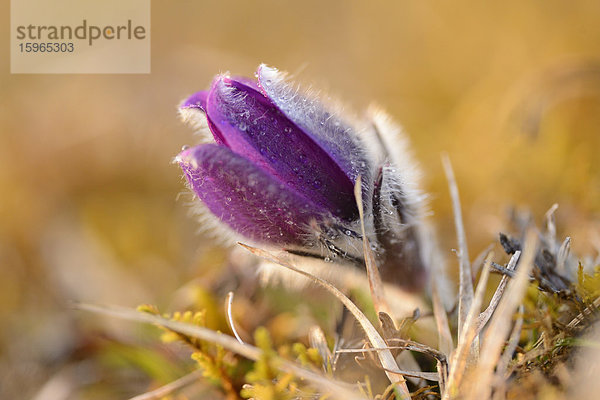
[{"x1": 177, "y1": 65, "x2": 431, "y2": 291}]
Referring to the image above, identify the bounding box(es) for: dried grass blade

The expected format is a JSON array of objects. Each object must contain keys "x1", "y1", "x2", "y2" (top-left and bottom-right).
[
  {"x1": 442, "y1": 154, "x2": 473, "y2": 339},
  {"x1": 544, "y1": 203, "x2": 559, "y2": 252},
  {"x1": 432, "y1": 279, "x2": 454, "y2": 357},
  {"x1": 557, "y1": 236, "x2": 571, "y2": 274},
  {"x1": 76, "y1": 303, "x2": 367, "y2": 400},
  {"x1": 239, "y1": 243, "x2": 412, "y2": 399},
  {"x1": 225, "y1": 291, "x2": 245, "y2": 344},
  {"x1": 566, "y1": 295, "x2": 600, "y2": 330},
  {"x1": 476, "y1": 251, "x2": 521, "y2": 333},
  {"x1": 443, "y1": 253, "x2": 493, "y2": 399},
  {"x1": 354, "y1": 175, "x2": 392, "y2": 317},
  {"x1": 471, "y1": 244, "x2": 495, "y2": 281},
  {"x1": 309, "y1": 326, "x2": 333, "y2": 373},
  {"x1": 337, "y1": 339, "x2": 448, "y2": 385},
  {"x1": 467, "y1": 231, "x2": 537, "y2": 400}
]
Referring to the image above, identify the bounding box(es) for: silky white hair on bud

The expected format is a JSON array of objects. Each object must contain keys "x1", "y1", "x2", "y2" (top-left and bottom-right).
[{"x1": 177, "y1": 66, "x2": 448, "y2": 297}]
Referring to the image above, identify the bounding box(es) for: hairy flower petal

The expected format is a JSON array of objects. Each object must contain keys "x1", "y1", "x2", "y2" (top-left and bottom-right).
[
  {"x1": 181, "y1": 90, "x2": 208, "y2": 111},
  {"x1": 206, "y1": 76, "x2": 358, "y2": 220},
  {"x1": 256, "y1": 64, "x2": 371, "y2": 184},
  {"x1": 177, "y1": 144, "x2": 330, "y2": 245},
  {"x1": 176, "y1": 65, "x2": 433, "y2": 292},
  {"x1": 180, "y1": 91, "x2": 227, "y2": 145}
]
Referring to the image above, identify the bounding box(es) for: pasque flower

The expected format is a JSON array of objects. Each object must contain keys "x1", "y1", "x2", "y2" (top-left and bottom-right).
[{"x1": 177, "y1": 65, "x2": 431, "y2": 290}]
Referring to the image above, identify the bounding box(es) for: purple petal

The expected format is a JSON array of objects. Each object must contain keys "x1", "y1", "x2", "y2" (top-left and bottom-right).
[
  {"x1": 256, "y1": 65, "x2": 371, "y2": 184},
  {"x1": 177, "y1": 144, "x2": 330, "y2": 245},
  {"x1": 230, "y1": 75, "x2": 261, "y2": 92},
  {"x1": 181, "y1": 90, "x2": 208, "y2": 111},
  {"x1": 180, "y1": 91, "x2": 227, "y2": 145},
  {"x1": 206, "y1": 76, "x2": 358, "y2": 220}
]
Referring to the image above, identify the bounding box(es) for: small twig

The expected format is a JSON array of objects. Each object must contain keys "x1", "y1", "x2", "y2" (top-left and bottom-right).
[
  {"x1": 380, "y1": 368, "x2": 440, "y2": 382},
  {"x1": 337, "y1": 340, "x2": 448, "y2": 383},
  {"x1": 129, "y1": 369, "x2": 204, "y2": 400},
  {"x1": 442, "y1": 154, "x2": 473, "y2": 339},
  {"x1": 225, "y1": 292, "x2": 245, "y2": 345},
  {"x1": 566, "y1": 296, "x2": 600, "y2": 330},
  {"x1": 476, "y1": 251, "x2": 521, "y2": 333},
  {"x1": 338, "y1": 349, "x2": 440, "y2": 382},
  {"x1": 386, "y1": 338, "x2": 449, "y2": 392},
  {"x1": 490, "y1": 262, "x2": 517, "y2": 278},
  {"x1": 386, "y1": 338, "x2": 448, "y2": 367}
]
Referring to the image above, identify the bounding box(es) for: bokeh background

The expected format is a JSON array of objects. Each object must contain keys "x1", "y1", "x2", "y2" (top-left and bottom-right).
[{"x1": 1, "y1": 1, "x2": 599, "y2": 398}]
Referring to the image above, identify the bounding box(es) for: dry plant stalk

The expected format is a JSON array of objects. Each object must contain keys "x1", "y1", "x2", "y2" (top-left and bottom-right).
[
  {"x1": 466, "y1": 230, "x2": 538, "y2": 400},
  {"x1": 354, "y1": 175, "x2": 392, "y2": 317},
  {"x1": 442, "y1": 154, "x2": 474, "y2": 339},
  {"x1": 77, "y1": 303, "x2": 367, "y2": 400},
  {"x1": 225, "y1": 291, "x2": 246, "y2": 344},
  {"x1": 476, "y1": 251, "x2": 521, "y2": 333},
  {"x1": 239, "y1": 243, "x2": 412, "y2": 399},
  {"x1": 443, "y1": 254, "x2": 494, "y2": 399},
  {"x1": 308, "y1": 326, "x2": 333, "y2": 372},
  {"x1": 431, "y1": 279, "x2": 454, "y2": 356}
]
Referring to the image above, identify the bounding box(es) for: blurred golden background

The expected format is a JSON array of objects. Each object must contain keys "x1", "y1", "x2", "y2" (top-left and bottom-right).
[{"x1": 1, "y1": 1, "x2": 599, "y2": 398}]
